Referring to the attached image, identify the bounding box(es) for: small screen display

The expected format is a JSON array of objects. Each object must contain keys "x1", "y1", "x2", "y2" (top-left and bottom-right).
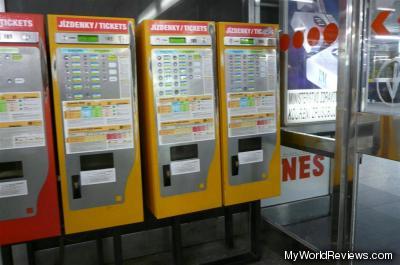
[
  {"x1": 78, "y1": 35, "x2": 99, "y2": 43},
  {"x1": 169, "y1": 37, "x2": 186, "y2": 44},
  {"x1": 240, "y1": 38, "x2": 255, "y2": 45}
]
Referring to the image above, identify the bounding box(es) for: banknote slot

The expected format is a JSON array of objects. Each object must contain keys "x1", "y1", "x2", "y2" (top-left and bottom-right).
[
  {"x1": 163, "y1": 165, "x2": 172, "y2": 187},
  {"x1": 72, "y1": 175, "x2": 82, "y2": 199},
  {"x1": 231, "y1": 156, "x2": 239, "y2": 176}
]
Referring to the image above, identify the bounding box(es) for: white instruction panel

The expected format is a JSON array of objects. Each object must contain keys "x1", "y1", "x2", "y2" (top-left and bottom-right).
[
  {"x1": 152, "y1": 49, "x2": 216, "y2": 145},
  {"x1": 238, "y1": 150, "x2": 264, "y2": 165},
  {"x1": 80, "y1": 168, "x2": 117, "y2": 186},
  {"x1": 62, "y1": 99, "x2": 134, "y2": 154},
  {"x1": 0, "y1": 180, "x2": 28, "y2": 199},
  {"x1": 170, "y1": 159, "x2": 201, "y2": 176},
  {"x1": 225, "y1": 49, "x2": 277, "y2": 137},
  {"x1": 0, "y1": 92, "x2": 45, "y2": 150}
]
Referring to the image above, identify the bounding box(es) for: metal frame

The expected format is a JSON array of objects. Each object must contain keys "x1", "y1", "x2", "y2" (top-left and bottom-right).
[
  {"x1": 199, "y1": 201, "x2": 262, "y2": 265},
  {"x1": 336, "y1": 0, "x2": 400, "y2": 253},
  {"x1": 256, "y1": 0, "x2": 350, "y2": 250},
  {"x1": 0, "y1": 203, "x2": 259, "y2": 265},
  {"x1": 335, "y1": 0, "x2": 364, "y2": 252}
]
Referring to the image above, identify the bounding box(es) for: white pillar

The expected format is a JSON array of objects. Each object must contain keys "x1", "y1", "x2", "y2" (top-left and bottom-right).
[{"x1": 0, "y1": 0, "x2": 5, "y2": 12}]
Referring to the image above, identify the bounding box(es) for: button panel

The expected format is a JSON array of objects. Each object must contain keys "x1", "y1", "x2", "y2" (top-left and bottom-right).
[{"x1": 59, "y1": 49, "x2": 123, "y2": 101}]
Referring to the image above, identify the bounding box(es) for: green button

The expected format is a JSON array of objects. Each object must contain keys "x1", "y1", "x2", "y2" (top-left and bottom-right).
[
  {"x1": 181, "y1": 101, "x2": 190, "y2": 111},
  {"x1": 248, "y1": 97, "x2": 256, "y2": 107},
  {"x1": 92, "y1": 106, "x2": 103, "y2": 117},
  {"x1": 0, "y1": 100, "x2": 7, "y2": 112}
]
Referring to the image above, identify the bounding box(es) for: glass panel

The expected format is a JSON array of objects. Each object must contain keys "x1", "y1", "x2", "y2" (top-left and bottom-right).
[
  {"x1": 353, "y1": 2, "x2": 400, "y2": 263},
  {"x1": 362, "y1": 0, "x2": 400, "y2": 115},
  {"x1": 261, "y1": 0, "x2": 339, "y2": 251}
]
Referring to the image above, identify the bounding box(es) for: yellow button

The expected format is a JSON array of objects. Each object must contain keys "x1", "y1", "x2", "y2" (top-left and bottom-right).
[{"x1": 115, "y1": 195, "x2": 123, "y2": 202}]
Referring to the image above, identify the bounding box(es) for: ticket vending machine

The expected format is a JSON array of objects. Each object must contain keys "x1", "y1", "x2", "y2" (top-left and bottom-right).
[
  {"x1": 0, "y1": 13, "x2": 60, "y2": 245},
  {"x1": 216, "y1": 22, "x2": 280, "y2": 206},
  {"x1": 47, "y1": 15, "x2": 143, "y2": 234},
  {"x1": 137, "y1": 20, "x2": 222, "y2": 219}
]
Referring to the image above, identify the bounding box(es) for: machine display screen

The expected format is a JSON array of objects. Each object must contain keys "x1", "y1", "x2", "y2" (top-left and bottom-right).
[
  {"x1": 240, "y1": 38, "x2": 254, "y2": 45},
  {"x1": 78, "y1": 35, "x2": 99, "y2": 43},
  {"x1": 169, "y1": 37, "x2": 186, "y2": 44}
]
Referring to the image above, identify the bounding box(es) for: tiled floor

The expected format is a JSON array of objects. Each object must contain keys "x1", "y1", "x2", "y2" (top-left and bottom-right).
[{"x1": 353, "y1": 155, "x2": 400, "y2": 264}]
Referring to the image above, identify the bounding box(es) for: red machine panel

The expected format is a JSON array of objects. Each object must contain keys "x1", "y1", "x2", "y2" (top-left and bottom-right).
[{"x1": 0, "y1": 13, "x2": 60, "y2": 245}]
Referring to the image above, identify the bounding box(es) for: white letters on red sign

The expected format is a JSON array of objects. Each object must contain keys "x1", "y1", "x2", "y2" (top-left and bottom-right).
[
  {"x1": 150, "y1": 24, "x2": 207, "y2": 33},
  {"x1": 57, "y1": 19, "x2": 127, "y2": 31},
  {"x1": 225, "y1": 25, "x2": 275, "y2": 37},
  {"x1": 0, "y1": 19, "x2": 33, "y2": 28}
]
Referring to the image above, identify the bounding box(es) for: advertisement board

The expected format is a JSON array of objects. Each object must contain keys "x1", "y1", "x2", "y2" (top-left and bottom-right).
[{"x1": 284, "y1": 0, "x2": 339, "y2": 124}]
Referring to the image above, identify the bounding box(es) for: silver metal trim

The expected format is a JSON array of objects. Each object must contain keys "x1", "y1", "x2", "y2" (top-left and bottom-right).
[
  {"x1": 0, "y1": 31, "x2": 39, "y2": 43},
  {"x1": 223, "y1": 36, "x2": 276, "y2": 46},
  {"x1": 150, "y1": 35, "x2": 212, "y2": 46},
  {"x1": 281, "y1": 128, "x2": 335, "y2": 158},
  {"x1": 55, "y1": 33, "x2": 130, "y2": 45},
  {"x1": 335, "y1": 0, "x2": 364, "y2": 252}
]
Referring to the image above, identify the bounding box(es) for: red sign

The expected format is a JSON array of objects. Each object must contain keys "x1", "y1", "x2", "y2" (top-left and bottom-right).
[
  {"x1": 372, "y1": 11, "x2": 391, "y2": 35},
  {"x1": 224, "y1": 24, "x2": 276, "y2": 37},
  {"x1": 56, "y1": 17, "x2": 129, "y2": 33},
  {"x1": 0, "y1": 13, "x2": 41, "y2": 32},
  {"x1": 282, "y1": 154, "x2": 325, "y2": 182},
  {"x1": 149, "y1": 21, "x2": 210, "y2": 35}
]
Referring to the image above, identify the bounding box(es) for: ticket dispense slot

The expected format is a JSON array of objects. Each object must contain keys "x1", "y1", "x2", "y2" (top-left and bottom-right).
[
  {"x1": 137, "y1": 20, "x2": 222, "y2": 218},
  {"x1": 164, "y1": 145, "x2": 199, "y2": 187},
  {"x1": 170, "y1": 144, "x2": 198, "y2": 161},
  {"x1": 0, "y1": 161, "x2": 23, "y2": 180},
  {"x1": 232, "y1": 137, "x2": 262, "y2": 176},
  {"x1": 217, "y1": 22, "x2": 280, "y2": 206},
  {"x1": 0, "y1": 13, "x2": 60, "y2": 245},
  {"x1": 72, "y1": 153, "x2": 115, "y2": 199},
  {"x1": 48, "y1": 14, "x2": 143, "y2": 234}
]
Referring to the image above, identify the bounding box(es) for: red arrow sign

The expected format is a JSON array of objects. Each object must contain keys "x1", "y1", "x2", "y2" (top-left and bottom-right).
[{"x1": 372, "y1": 11, "x2": 391, "y2": 35}]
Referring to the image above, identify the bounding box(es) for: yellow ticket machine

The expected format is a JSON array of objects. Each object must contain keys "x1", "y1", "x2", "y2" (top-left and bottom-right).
[
  {"x1": 47, "y1": 14, "x2": 143, "y2": 234},
  {"x1": 216, "y1": 22, "x2": 280, "y2": 206},
  {"x1": 137, "y1": 20, "x2": 222, "y2": 218}
]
